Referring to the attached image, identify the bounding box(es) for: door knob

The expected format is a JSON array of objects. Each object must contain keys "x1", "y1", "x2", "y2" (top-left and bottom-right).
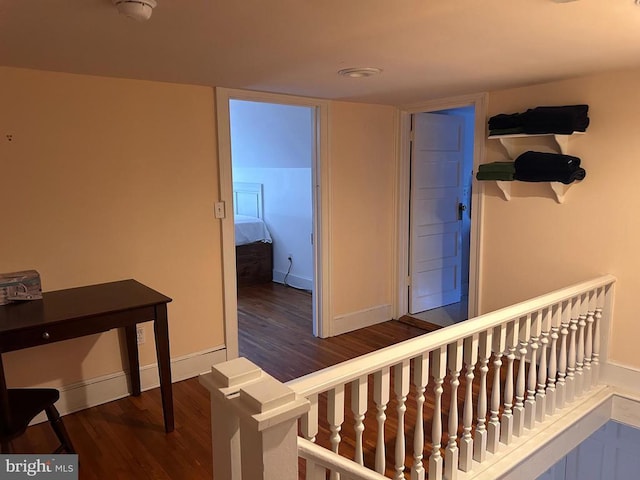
[{"x1": 458, "y1": 203, "x2": 467, "y2": 220}]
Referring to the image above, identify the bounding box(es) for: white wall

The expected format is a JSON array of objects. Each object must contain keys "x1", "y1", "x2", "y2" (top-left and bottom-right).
[{"x1": 230, "y1": 100, "x2": 313, "y2": 289}]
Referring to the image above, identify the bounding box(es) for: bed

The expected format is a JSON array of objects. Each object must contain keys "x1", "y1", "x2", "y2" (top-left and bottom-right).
[{"x1": 233, "y1": 182, "x2": 273, "y2": 286}]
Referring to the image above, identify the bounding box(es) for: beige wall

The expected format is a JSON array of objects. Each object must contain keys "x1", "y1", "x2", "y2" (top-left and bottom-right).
[
  {"x1": 328, "y1": 101, "x2": 397, "y2": 318},
  {"x1": 0, "y1": 67, "x2": 224, "y2": 387},
  {"x1": 481, "y1": 67, "x2": 640, "y2": 368}
]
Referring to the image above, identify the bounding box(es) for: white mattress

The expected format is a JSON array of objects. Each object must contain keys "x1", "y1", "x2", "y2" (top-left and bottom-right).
[{"x1": 234, "y1": 214, "x2": 273, "y2": 246}]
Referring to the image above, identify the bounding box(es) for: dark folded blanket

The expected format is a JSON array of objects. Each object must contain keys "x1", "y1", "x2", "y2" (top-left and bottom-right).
[
  {"x1": 489, "y1": 104, "x2": 589, "y2": 135},
  {"x1": 514, "y1": 151, "x2": 585, "y2": 184},
  {"x1": 514, "y1": 151, "x2": 581, "y2": 174},
  {"x1": 514, "y1": 168, "x2": 586, "y2": 185},
  {"x1": 522, "y1": 105, "x2": 589, "y2": 134}
]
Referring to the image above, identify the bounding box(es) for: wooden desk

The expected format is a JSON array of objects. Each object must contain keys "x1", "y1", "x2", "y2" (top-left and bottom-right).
[{"x1": 0, "y1": 279, "x2": 174, "y2": 432}]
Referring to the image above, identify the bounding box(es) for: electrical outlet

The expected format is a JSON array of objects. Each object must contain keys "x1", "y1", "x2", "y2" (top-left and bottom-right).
[{"x1": 136, "y1": 326, "x2": 145, "y2": 345}]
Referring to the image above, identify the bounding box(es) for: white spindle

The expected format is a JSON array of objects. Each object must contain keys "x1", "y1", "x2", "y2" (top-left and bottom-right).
[
  {"x1": 584, "y1": 290, "x2": 595, "y2": 388},
  {"x1": 546, "y1": 304, "x2": 560, "y2": 415},
  {"x1": 566, "y1": 298, "x2": 578, "y2": 403},
  {"x1": 557, "y1": 301, "x2": 569, "y2": 409},
  {"x1": 488, "y1": 325, "x2": 505, "y2": 453},
  {"x1": 536, "y1": 308, "x2": 551, "y2": 422},
  {"x1": 460, "y1": 335, "x2": 479, "y2": 472},
  {"x1": 302, "y1": 394, "x2": 320, "y2": 480},
  {"x1": 301, "y1": 394, "x2": 319, "y2": 442},
  {"x1": 593, "y1": 287, "x2": 603, "y2": 384},
  {"x1": 445, "y1": 340, "x2": 463, "y2": 480},
  {"x1": 394, "y1": 360, "x2": 410, "y2": 480},
  {"x1": 576, "y1": 294, "x2": 587, "y2": 396},
  {"x1": 412, "y1": 354, "x2": 429, "y2": 480},
  {"x1": 525, "y1": 312, "x2": 539, "y2": 430},
  {"x1": 513, "y1": 316, "x2": 529, "y2": 437},
  {"x1": 351, "y1": 376, "x2": 368, "y2": 465},
  {"x1": 473, "y1": 330, "x2": 492, "y2": 463},
  {"x1": 373, "y1": 367, "x2": 391, "y2": 475},
  {"x1": 429, "y1": 347, "x2": 447, "y2": 480},
  {"x1": 501, "y1": 320, "x2": 519, "y2": 445},
  {"x1": 328, "y1": 385, "x2": 345, "y2": 480}
]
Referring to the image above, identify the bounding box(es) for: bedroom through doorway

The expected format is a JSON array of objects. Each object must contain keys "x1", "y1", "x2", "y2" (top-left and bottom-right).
[{"x1": 228, "y1": 99, "x2": 316, "y2": 344}]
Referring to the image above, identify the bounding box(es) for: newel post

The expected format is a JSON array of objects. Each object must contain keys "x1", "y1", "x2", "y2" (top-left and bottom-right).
[{"x1": 199, "y1": 357, "x2": 310, "y2": 480}]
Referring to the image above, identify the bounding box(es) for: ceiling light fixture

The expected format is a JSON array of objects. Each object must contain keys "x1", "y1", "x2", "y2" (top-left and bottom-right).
[
  {"x1": 338, "y1": 67, "x2": 383, "y2": 78},
  {"x1": 113, "y1": 0, "x2": 157, "y2": 21}
]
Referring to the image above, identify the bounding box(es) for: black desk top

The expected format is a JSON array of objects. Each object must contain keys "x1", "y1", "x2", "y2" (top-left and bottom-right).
[{"x1": 0, "y1": 279, "x2": 172, "y2": 333}]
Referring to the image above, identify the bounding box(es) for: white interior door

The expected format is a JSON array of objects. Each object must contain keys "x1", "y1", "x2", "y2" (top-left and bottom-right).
[{"x1": 409, "y1": 112, "x2": 465, "y2": 314}]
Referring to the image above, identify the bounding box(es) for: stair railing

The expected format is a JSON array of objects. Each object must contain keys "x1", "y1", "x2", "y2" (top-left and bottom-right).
[{"x1": 200, "y1": 275, "x2": 615, "y2": 480}]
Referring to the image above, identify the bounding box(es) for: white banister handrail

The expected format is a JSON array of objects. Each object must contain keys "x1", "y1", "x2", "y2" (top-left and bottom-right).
[
  {"x1": 298, "y1": 437, "x2": 389, "y2": 480},
  {"x1": 287, "y1": 275, "x2": 616, "y2": 398}
]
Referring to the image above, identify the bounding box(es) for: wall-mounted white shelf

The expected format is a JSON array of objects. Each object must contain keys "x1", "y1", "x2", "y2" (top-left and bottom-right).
[
  {"x1": 495, "y1": 181, "x2": 512, "y2": 201},
  {"x1": 487, "y1": 131, "x2": 585, "y2": 203},
  {"x1": 488, "y1": 132, "x2": 585, "y2": 158},
  {"x1": 493, "y1": 180, "x2": 576, "y2": 204}
]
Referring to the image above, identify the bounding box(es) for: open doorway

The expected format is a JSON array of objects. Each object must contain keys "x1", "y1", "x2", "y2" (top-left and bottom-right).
[
  {"x1": 408, "y1": 107, "x2": 474, "y2": 327},
  {"x1": 216, "y1": 88, "x2": 330, "y2": 360},
  {"x1": 396, "y1": 94, "x2": 486, "y2": 329},
  {"x1": 229, "y1": 99, "x2": 316, "y2": 342},
  {"x1": 229, "y1": 99, "x2": 314, "y2": 291}
]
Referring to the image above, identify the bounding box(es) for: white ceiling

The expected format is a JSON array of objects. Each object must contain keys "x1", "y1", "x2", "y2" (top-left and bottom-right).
[{"x1": 1, "y1": 1, "x2": 640, "y2": 105}]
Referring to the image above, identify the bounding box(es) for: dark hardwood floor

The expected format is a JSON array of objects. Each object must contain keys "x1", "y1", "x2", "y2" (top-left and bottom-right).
[
  {"x1": 238, "y1": 283, "x2": 435, "y2": 381},
  {"x1": 13, "y1": 282, "x2": 437, "y2": 479}
]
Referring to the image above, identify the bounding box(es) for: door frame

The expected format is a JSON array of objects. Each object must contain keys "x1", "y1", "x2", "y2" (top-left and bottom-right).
[
  {"x1": 396, "y1": 92, "x2": 487, "y2": 319},
  {"x1": 216, "y1": 88, "x2": 331, "y2": 359}
]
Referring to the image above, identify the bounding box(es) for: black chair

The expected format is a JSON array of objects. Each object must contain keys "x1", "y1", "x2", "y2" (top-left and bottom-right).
[{"x1": 0, "y1": 356, "x2": 75, "y2": 454}]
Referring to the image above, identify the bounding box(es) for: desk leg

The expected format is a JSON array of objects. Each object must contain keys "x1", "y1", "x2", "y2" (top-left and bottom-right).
[
  {"x1": 154, "y1": 304, "x2": 174, "y2": 433},
  {"x1": 124, "y1": 325, "x2": 141, "y2": 396}
]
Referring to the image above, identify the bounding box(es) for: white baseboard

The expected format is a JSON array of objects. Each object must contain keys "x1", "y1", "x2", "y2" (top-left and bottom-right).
[
  {"x1": 601, "y1": 360, "x2": 640, "y2": 391},
  {"x1": 34, "y1": 346, "x2": 227, "y2": 423},
  {"x1": 612, "y1": 394, "x2": 640, "y2": 429},
  {"x1": 332, "y1": 304, "x2": 392, "y2": 336},
  {"x1": 272, "y1": 270, "x2": 313, "y2": 291},
  {"x1": 599, "y1": 361, "x2": 640, "y2": 429}
]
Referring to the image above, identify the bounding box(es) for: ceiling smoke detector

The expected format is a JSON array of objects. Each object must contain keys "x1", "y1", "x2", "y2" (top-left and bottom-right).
[
  {"x1": 338, "y1": 67, "x2": 383, "y2": 78},
  {"x1": 113, "y1": 0, "x2": 157, "y2": 21}
]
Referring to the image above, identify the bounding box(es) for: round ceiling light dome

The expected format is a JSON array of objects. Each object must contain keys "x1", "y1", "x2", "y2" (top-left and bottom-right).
[
  {"x1": 338, "y1": 67, "x2": 383, "y2": 78},
  {"x1": 113, "y1": 0, "x2": 157, "y2": 21}
]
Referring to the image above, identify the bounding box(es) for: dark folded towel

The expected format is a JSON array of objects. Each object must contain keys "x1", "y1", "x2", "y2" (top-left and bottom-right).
[
  {"x1": 489, "y1": 104, "x2": 589, "y2": 135},
  {"x1": 488, "y1": 112, "x2": 523, "y2": 131},
  {"x1": 489, "y1": 127, "x2": 525, "y2": 136},
  {"x1": 514, "y1": 151, "x2": 581, "y2": 174},
  {"x1": 476, "y1": 171, "x2": 514, "y2": 181},
  {"x1": 514, "y1": 168, "x2": 585, "y2": 185},
  {"x1": 477, "y1": 161, "x2": 515, "y2": 173}
]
